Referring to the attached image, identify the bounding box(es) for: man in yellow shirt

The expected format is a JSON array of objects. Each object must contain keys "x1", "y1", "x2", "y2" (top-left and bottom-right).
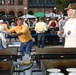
[{"x1": 7, "y1": 18, "x2": 33, "y2": 55}]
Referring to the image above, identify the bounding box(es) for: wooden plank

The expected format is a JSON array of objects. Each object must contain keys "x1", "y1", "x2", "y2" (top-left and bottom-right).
[
  {"x1": 36, "y1": 48, "x2": 76, "y2": 54},
  {"x1": 0, "y1": 48, "x2": 17, "y2": 55},
  {"x1": 41, "y1": 59, "x2": 76, "y2": 69}
]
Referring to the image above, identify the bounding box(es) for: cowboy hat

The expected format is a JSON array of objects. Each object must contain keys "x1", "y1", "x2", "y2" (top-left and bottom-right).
[{"x1": 65, "y1": 3, "x2": 76, "y2": 10}]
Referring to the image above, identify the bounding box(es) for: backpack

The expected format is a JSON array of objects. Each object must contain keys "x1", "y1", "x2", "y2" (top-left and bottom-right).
[{"x1": 50, "y1": 21, "x2": 56, "y2": 27}]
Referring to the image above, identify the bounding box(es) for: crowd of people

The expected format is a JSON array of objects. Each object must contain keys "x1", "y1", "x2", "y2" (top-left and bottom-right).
[
  {"x1": 0, "y1": 14, "x2": 69, "y2": 49},
  {"x1": 0, "y1": 3, "x2": 76, "y2": 56}
]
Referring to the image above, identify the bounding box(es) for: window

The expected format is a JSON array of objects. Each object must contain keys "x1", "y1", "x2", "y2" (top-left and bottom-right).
[
  {"x1": 17, "y1": 0, "x2": 23, "y2": 5},
  {"x1": 36, "y1": 0, "x2": 39, "y2": 4},
  {"x1": 45, "y1": 0, "x2": 48, "y2": 4},
  {"x1": 28, "y1": 0, "x2": 32, "y2": 4},
  {"x1": 51, "y1": 0, "x2": 55, "y2": 3},
  {"x1": 0, "y1": 0, "x2": 5, "y2": 5},
  {"x1": 8, "y1": 0, "x2": 14, "y2": 5},
  {"x1": 28, "y1": 0, "x2": 56, "y2": 8}
]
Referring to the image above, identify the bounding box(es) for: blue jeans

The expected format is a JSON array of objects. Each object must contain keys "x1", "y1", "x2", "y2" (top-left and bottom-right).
[
  {"x1": 37, "y1": 33, "x2": 45, "y2": 48},
  {"x1": 20, "y1": 40, "x2": 33, "y2": 55}
]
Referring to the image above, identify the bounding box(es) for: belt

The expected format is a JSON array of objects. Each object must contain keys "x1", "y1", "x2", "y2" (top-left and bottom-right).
[
  {"x1": 22, "y1": 39, "x2": 32, "y2": 44},
  {"x1": 27, "y1": 39, "x2": 32, "y2": 43},
  {"x1": 37, "y1": 31, "x2": 45, "y2": 33}
]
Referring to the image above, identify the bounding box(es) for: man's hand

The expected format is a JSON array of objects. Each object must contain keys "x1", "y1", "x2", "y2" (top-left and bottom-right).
[
  {"x1": 57, "y1": 31, "x2": 62, "y2": 37},
  {"x1": 9, "y1": 32, "x2": 23, "y2": 36},
  {"x1": 9, "y1": 33, "x2": 17, "y2": 36}
]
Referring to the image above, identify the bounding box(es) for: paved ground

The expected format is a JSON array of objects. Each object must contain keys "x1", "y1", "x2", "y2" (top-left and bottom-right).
[{"x1": 5, "y1": 38, "x2": 63, "y2": 75}]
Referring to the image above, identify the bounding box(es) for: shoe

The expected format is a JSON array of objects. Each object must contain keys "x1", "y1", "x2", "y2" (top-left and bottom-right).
[{"x1": 3, "y1": 45, "x2": 7, "y2": 49}]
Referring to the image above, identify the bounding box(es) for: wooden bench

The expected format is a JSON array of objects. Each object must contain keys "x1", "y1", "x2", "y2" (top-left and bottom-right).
[
  {"x1": 0, "y1": 48, "x2": 22, "y2": 61},
  {"x1": 41, "y1": 59, "x2": 76, "y2": 75},
  {"x1": 34, "y1": 48, "x2": 76, "y2": 60},
  {"x1": 0, "y1": 60, "x2": 13, "y2": 75},
  {"x1": 31, "y1": 48, "x2": 76, "y2": 75}
]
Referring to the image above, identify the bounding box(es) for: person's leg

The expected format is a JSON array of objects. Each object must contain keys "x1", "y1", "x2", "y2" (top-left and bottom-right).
[
  {"x1": 2, "y1": 40, "x2": 7, "y2": 48},
  {"x1": 1, "y1": 34, "x2": 7, "y2": 48},
  {"x1": 41, "y1": 33, "x2": 45, "y2": 48},
  {"x1": 20, "y1": 43, "x2": 26, "y2": 55},
  {"x1": 62, "y1": 37, "x2": 65, "y2": 46},
  {"x1": 25, "y1": 40, "x2": 33, "y2": 54},
  {"x1": 37, "y1": 34, "x2": 41, "y2": 48}
]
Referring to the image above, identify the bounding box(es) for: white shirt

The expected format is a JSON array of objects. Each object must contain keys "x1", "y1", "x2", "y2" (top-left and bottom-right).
[{"x1": 63, "y1": 18, "x2": 76, "y2": 48}]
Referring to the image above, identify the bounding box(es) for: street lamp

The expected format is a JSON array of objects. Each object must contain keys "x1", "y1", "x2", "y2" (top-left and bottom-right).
[
  {"x1": 24, "y1": 7, "x2": 27, "y2": 10},
  {"x1": 44, "y1": 0, "x2": 46, "y2": 17},
  {"x1": 24, "y1": 7, "x2": 27, "y2": 19},
  {"x1": 24, "y1": 7, "x2": 27, "y2": 15}
]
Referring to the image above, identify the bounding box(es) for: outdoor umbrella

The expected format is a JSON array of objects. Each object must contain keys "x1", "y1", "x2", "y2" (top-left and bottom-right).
[
  {"x1": 20, "y1": 14, "x2": 36, "y2": 19},
  {"x1": 33, "y1": 12, "x2": 45, "y2": 17},
  {"x1": 45, "y1": 13, "x2": 60, "y2": 18}
]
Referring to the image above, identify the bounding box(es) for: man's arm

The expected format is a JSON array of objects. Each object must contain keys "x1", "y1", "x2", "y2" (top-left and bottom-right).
[{"x1": 9, "y1": 32, "x2": 23, "y2": 36}]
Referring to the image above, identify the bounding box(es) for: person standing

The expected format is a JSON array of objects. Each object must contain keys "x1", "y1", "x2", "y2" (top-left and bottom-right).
[
  {"x1": 32, "y1": 18, "x2": 39, "y2": 28},
  {"x1": 57, "y1": 3, "x2": 76, "y2": 47},
  {"x1": 35, "y1": 17, "x2": 48, "y2": 48},
  {"x1": 58, "y1": 17, "x2": 66, "y2": 31},
  {"x1": 48, "y1": 17, "x2": 58, "y2": 29},
  {"x1": 0, "y1": 20, "x2": 8, "y2": 48},
  {"x1": 7, "y1": 18, "x2": 33, "y2": 55},
  {"x1": 57, "y1": 17, "x2": 66, "y2": 46}
]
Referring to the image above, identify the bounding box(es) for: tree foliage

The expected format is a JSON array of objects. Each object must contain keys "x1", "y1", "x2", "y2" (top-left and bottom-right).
[
  {"x1": 55, "y1": 0, "x2": 76, "y2": 16},
  {"x1": 55, "y1": 0, "x2": 76, "y2": 9},
  {"x1": 55, "y1": 0, "x2": 70, "y2": 9}
]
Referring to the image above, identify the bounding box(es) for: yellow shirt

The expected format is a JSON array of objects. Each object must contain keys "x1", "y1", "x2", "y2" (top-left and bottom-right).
[
  {"x1": 35, "y1": 22, "x2": 47, "y2": 33},
  {"x1": 8, "y1": 24, "x2": 32, "y2": 43}
]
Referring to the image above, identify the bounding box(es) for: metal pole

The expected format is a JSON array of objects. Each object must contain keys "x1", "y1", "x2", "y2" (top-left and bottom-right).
[
  {"x1": 24, "y1": 7, "x2": 27, "y2": 19},
  {"x1": 44, "y1": 0, "x2": 45, "y2": 17}
]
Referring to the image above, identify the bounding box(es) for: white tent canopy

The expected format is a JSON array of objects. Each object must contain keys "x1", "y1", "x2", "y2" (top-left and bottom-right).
[
  {"x1": 45, "y1": 12, "x2": 56, "y2": 17},
  {"x1": 45, "y1": 12, "x2": 62, "y2": 18},
  {"x1": 21, "y1": 14, "x2": 36, "y2": 18}
]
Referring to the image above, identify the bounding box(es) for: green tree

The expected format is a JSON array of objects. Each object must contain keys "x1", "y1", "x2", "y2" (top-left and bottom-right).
[
  {"x1": 55, "y1": 0, "x2": 70, "y2": 9},
  {"x1": 55, "y1": 0, "x2": 76, "y2": 16},
  {"x1": 55, "y1": 0, "x2": 76, "y2": 9}
]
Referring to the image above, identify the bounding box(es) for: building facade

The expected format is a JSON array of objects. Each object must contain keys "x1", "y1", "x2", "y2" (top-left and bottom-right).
[
  {"x1": 0, "y1": 0, "x2": 27, "y2": 17},
  {"x1": 28, "y1": 0, "x2": 56, "y2": 15},
  {"x1": 0, "y1": 0, "x2": 56, "y2": 17}
]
